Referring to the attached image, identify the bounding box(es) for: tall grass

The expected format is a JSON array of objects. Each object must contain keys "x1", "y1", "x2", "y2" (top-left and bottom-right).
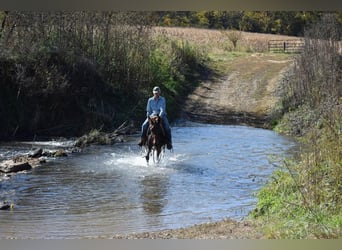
[
  {"x1": 0, "y1": 11, "x2": 210, "y2": 139},
  {"x1": 252, "y1": 13, "x2": 342, "y2": 239},
  {"x1": 147, "y1": 34, "x2": 210, "y2": 120}
]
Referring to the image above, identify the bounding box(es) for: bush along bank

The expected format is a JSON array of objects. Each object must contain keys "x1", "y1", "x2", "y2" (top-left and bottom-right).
[
  {"x1": 251, "y1": 14, "x2": 342, "y2": 238},
  {"x1": 0, "y1": 12, "x2": 210, "y2": 140}
]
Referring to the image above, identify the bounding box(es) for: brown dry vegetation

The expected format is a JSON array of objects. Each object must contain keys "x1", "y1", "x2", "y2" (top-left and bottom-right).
[{"x1": 153, "y1": 26, "x2": 302, "y2": 53}]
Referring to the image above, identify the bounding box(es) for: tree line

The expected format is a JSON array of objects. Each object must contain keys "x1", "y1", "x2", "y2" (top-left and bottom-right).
[{"x1": 151, "y1": 11, "x2": 342, "y2": 37}]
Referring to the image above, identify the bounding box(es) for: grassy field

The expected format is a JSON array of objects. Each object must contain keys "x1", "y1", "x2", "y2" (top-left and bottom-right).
[{"x1": 153, "y1": 26, "x2": 302, "y2": 54}]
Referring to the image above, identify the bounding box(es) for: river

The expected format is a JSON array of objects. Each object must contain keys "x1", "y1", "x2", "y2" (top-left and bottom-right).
[{"x1": 0, "y1": 121, "x2": 296, "y2": 239}]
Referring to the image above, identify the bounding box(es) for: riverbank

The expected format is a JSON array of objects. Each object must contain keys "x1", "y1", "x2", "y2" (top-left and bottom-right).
[{"x1": 110, "y1": 219, "x2": 264, "y2": 239}]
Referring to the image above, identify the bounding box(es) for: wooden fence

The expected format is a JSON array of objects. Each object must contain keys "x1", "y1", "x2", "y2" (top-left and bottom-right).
[{"x1": 268, "y1": 40, "x2": 304, "y2": 53}]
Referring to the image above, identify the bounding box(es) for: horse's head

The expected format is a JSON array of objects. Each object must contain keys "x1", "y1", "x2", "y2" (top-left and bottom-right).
[{"x1": 148, "y1": 115, "x2": 161, "y2": 133}]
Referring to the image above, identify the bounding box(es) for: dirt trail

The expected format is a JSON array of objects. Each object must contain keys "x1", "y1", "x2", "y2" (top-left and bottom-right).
[{"x1": 182, "y1": 53, "x2": 293, "y2": 127}]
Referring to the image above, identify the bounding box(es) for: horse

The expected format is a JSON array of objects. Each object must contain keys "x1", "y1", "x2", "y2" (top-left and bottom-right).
[{"x1": 144, "y1": 115, "x2": 167, "y2": 163}]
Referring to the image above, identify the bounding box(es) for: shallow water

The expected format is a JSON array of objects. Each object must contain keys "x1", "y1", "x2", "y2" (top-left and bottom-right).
[{"x1": 0, "y1": 121, "x2": 296, "y2": 239}]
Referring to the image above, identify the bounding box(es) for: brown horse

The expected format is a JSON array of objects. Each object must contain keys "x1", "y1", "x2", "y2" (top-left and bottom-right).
[{"x1": 144, "y1": 115, "x2": 167, "y2": 163}]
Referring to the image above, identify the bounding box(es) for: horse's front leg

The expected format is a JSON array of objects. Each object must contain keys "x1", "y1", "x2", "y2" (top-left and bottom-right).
[
  {"x1": 145, "y1": 145, "x2": 152, "y2": 163},
  {"x1": 145, "y1": 149, "x2": 150, "y2": 163},
  {"x1": 157, "y1": 147, "x2": 161, "y2": 159}
]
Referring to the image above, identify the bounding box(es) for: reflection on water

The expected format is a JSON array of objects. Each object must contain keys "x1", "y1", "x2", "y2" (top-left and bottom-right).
[
  {"x1": 0, "y1": 121, "x2": 296, "y2": 238},
  {"x1": 141, "y1": 175, "x2": 169, "y2": 215}
]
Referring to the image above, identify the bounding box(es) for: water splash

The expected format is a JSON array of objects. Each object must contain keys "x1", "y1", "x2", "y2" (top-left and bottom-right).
[{"x1": 103, "y1": 149, "x2": 185, "y2": 177}]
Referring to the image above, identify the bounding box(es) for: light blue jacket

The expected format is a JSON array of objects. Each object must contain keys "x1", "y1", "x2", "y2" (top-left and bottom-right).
[{"x1": 146, "y1": 96, "x2": 166, "y2": 118}]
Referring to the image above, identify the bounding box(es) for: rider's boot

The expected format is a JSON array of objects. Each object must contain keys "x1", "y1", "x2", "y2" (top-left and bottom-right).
[
  {"x1": 138, "y1": 136, "x2": 146, "y2": 147},
  {"x1": 166, "y1": 134, "x2": 173, "y2": 150}
]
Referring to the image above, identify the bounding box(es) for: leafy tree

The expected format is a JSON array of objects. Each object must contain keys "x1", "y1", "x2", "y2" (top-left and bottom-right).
[
  {"x1": 153, "y1": 11, "x2": 340, "y2": 37},
  {"x1": 205, "y1": 11, "x2": 222, "y2": 29},
  {"x1": 194, "y1": 11, "x2": 209, "y2": 28},
  {"x1": 240, "y1": 11, "x2": 264, "y2": 32}
]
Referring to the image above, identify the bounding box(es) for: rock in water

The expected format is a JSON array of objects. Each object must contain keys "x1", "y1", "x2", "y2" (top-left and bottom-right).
[
  {"x1": 29, "y1": 148, "x2": 43, "y2": 158},
  {"x1": 0, "y1": 159, "x2": 32, "y2": 173},
  {"x1": 0, "y1": 201, "x2": 14, "y2": 210}
]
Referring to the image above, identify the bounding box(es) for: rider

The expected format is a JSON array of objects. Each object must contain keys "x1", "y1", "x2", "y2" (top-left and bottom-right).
[{"x1": 138, "y1": 86, "x2": 173, "y2": 150}]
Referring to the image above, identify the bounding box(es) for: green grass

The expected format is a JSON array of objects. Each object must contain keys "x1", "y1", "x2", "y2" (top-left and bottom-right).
[{"x1": 252, "y1": 104, "x2": 342, "y2": 239}]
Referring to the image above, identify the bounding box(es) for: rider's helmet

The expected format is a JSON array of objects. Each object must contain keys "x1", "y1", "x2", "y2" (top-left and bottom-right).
[{"x1": 153, "y1": 86, "x2": 161, "y2": 94}]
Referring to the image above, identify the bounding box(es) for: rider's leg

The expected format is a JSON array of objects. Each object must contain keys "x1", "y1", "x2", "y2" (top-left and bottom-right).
[
  {"x1": 138, "y1": 118, "x2": 149, "y2": 146},
  {"x1": 162, "y1": 115, "x2": 172, "y2": 149}
]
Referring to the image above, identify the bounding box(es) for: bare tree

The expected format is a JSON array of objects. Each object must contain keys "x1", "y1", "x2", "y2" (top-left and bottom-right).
[{"x1": 221, "y1": 29, "x2": 243, "y2": 50}]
